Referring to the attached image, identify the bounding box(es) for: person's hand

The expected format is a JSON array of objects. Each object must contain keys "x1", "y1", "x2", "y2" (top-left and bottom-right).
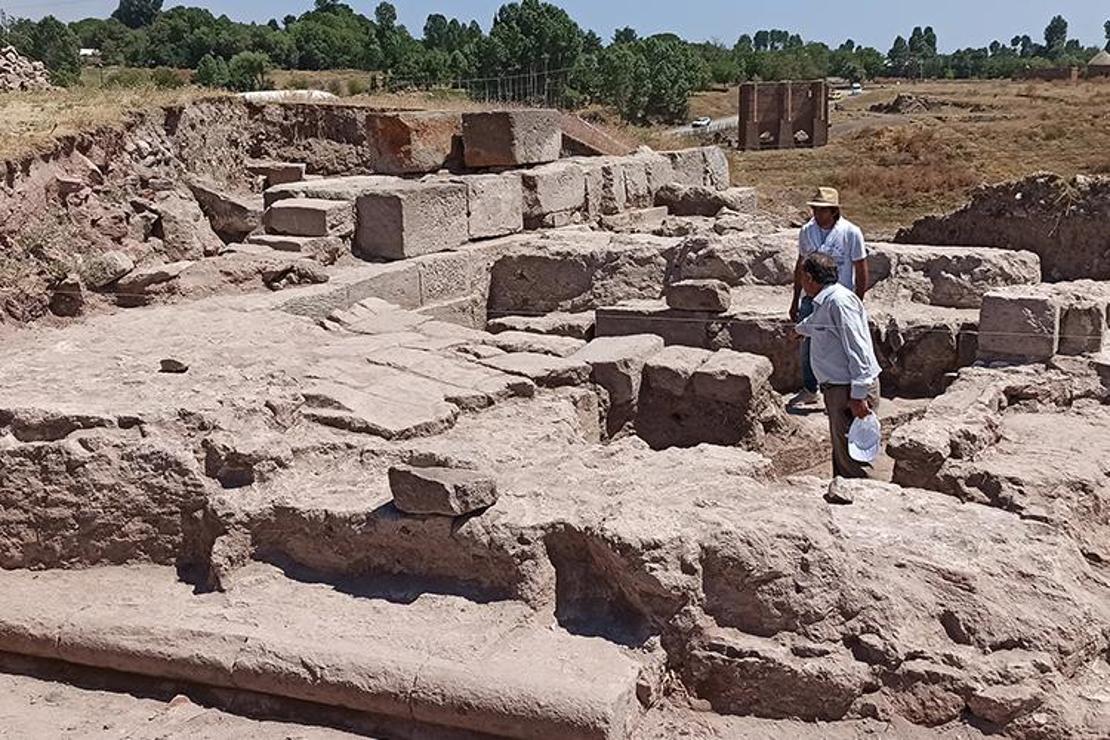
[
  {"x1": 849, "y1": 399, "x2": 871, "y2": 420},
  {"x1": 789, "y1": 303, "x2": 799, "y2": 323}
]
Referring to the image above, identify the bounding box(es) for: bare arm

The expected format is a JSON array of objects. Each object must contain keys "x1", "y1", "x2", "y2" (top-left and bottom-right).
[
  {"x1": 790, "y1": 256, "x2": 805, "y2": 321},
  {"x1": 854, "y1": 259, "x2": 869, "y2": 300}
]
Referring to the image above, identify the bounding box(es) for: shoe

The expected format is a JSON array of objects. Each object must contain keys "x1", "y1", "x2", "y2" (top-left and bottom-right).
[{"x1": 789, "y1": 390, "x2": 820, "y2": 407}]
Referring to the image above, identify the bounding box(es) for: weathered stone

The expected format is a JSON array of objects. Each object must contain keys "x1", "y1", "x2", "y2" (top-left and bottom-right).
[
  {"x1": 600, "y1": 207, "x2": 668, "y2": 233},
  {"x1": 159, "y1": 358, "x2": 189, "y2": 374},
  {"x1": 264, "y1": 197, "x2": 354, "y2": 238},
  {"x1": 245, "y1": 235, "x2": 343, "y2": 265},
  {"x1": 481, "y1": 352, "x2": 591, "y2": 388},
  {"x1": 485, "y1": 331, "x2": 586, "y2": 358},
  {"x1": 188, "y1": 180, "x2": 264, "y2": 242},
  {"x1": 486, "y1": 311, "x2": 596, "y2": 340},
  {"x1": 114, "y1": 261, "x2": 192, "y2": 293},
  {"x1": 49, "y1": 274, "x2": 84, "y2": 317},
  {"x1": 150, "y1": 195, "x2": 224, "y2": 260},
  {"x1": 388, "y1": 466, "x2": 498, "y2": 517},
  {"x1": 665, "y1": 279, "x2": 731, "y2": 312},
  {"x1": 575, "y1": 157, "x2": 627, "y2": 218},
  {"x1": 571, "y1": 334, "x2": 664, "y2": 406},
  {"x1": 462, "y1": 110, "x2": 562, "y2": 168},
  {"x1": 365, "y1": 112, "x2": 462, "y2": 175},
  {"x1": 662, "y1": 147, "x2": 730, "y2": 190},
  {"x1": 355, "y1": 182, "x2": 469, "y2": 261},
  {"x1": 519, "y1": 161, "x2": 587, "y2": 229},
  {"x1": 689, "y1": 350, "x2": 774, "y2": 404},
  {"x1": 978, "y1": 288, "x2": 1061, "y2": 362},
  {"x1": 263, "y1": 175, "x2": 403, "y2": 209},
  {"x1": 81, "y1": 251, "x2": 134, "y2": 290},
  {"x1": 449, "y1": 173, "x2": 523, "y2": 240},
  {"x1": 656, "y1": 184, "x2": 757, "y2": 217},
  {"x1": 247, "y1": 160, "x2": 306, "y2": 188}
]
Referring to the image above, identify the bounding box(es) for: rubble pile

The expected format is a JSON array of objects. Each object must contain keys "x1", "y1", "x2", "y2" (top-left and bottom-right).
[{"x1": 0, "y1": 45, "x2": 53, "y2": 91}]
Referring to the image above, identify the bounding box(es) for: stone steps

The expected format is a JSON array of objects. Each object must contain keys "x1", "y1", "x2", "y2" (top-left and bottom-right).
[
  {"x1": 0, "y1": 564, "x2": 651, "y2": 740},
  {"x1": 264, "y1": 197, "x2": 354, "y2": 238}
]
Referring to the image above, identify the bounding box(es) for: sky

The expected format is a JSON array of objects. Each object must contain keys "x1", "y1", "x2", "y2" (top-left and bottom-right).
[{"x1": 4, "y1": 0, "x2": 1108, "y2": 52}]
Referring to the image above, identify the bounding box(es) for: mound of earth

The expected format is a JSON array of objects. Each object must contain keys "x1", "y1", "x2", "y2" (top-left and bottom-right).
[{"x1": 870, "y1": 94, "x2": 992, "y2": 115}]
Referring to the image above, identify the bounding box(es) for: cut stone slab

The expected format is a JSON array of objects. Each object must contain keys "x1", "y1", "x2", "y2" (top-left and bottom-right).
[
  {"x1": 263, "y1": 175, "x2": 404, "y2": 209},
  {"x1": 462, "y1": 109, "x2": 562, "y2": 168},
  {"x1": 600, "y1": 207, "x2": 668, "y2": 233},
  {"x1": 389, "y1": 465, "x2": 498, "y2": 516},
  {"x1": 655, "y1": 184, "x2": 757, "y2": 217},
  {"x1": 302, "y1": 379, "x2": 460, "y2": 440},
  {"x1": 264, "y1": 198, "x2": 353, "y2": 238},
  {"x1": 487, "y1": 311, "x2": 596, "y2": 340},
  {"x1": 519, "y1": 161, "x2": 587, "y2": 230},
  {"x1": 114, "y1": 261, "x2": 192, "y2": 293},
  {"x1": 81, "y1": 251, "x2": 134, "y2": 289},
  {"x1": 246, "y1": 234, "x2": 343, "y2": 264},
  {"x1": 484, "y1": 330, "x2": 586, "y2": 358},
  {"x1": 571, "y1": 334, "x2": 665, "y2": 405},
  {"x1": 666, "y1": 279, "x2": 731, "y2": 313},
  {"x1": 449, "y1": 173, "x2": 524, "y2": 240},
  {"x1": 355, "y1": 181, "x2": 469, "y2": 261},
  {"x1": 662, "y1": 147, "x2": 730, "y2": 190},
  {"x1": 978, "y1": 288, "x2": 1061, "y2": 363},
  {"x1": 481, "y1": 352, "x2": 591, "y2": 388},
  {"x1": 690, "y1": 351, "x2": 774, "y2": 403},
  {"x1": 247, "y1": 160, "x2": 306, "y2": 187}
]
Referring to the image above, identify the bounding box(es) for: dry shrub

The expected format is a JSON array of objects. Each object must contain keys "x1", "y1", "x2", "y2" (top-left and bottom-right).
[
  {"x1": 832, "y1": 164, "x2": 980, "y2": 201},
  {"x1": 325, "y1": 78, "x2": 347, "y2": 97}
]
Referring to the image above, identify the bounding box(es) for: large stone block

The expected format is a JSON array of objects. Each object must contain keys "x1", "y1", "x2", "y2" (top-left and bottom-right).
[
  {"x1": 247, "y1": 161, "x2": 305, "y2": 188},
  {"x1": 264, "y1": 175, "x2": 404, "y2": 209},
  {"x1": 977, "y1": 288, "x2": 1061, "y2": 363},
  {"x1": 666, "y1": 279, "x2": 731, "y2": 313},
  {"x1": 576, "y1": 157, "x2": 627, "y2": 218},
  {"x1": 366, "y1": 112, "x2": 462, "y2": 175},
  {"x1": 519, "y1": 161, "x2": 587, "y2": 229},
  {"x1": 662, "y1": 147, "x2": 730, "y2": 190},
  {"x1": 690, "y1": 351, "x2": 774, "y2": 404},
  {"x1": 462, "y1": 109, "x2": 562, "y2": 168},
  {"x1": 354, "y1": 182, "x2": 469, "y2": 261},
  {"x1": 571, "y1": 334, "x2": 664, "y2": 406},
  {"x1": 451, "y1": 173, "x2": 523, "y2": 240},
  {"x1": 264, "y1": 197, "x2": 353, "y2": 238},
  {"x1": 655, "y1": 184, "x2": 758, "y2": 217}
]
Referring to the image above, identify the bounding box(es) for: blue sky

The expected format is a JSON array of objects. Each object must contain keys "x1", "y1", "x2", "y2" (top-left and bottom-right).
[{"x1": 6, "y1": 0, "x2": 1108, "y2": 51}]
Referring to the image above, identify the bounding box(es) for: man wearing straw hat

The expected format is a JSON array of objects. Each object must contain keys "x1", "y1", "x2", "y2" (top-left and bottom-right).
[{"x1": 788, "y1": 186, "x2": 870, "y2": 407}]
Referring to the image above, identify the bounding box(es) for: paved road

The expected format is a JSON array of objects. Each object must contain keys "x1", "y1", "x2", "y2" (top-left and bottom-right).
[{"x1": 668, "y1": 116, "x2": 737, "y2": 136}]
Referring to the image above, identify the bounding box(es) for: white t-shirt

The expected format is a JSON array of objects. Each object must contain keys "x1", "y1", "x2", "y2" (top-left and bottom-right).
[{"x1": 799, "y1": 217, "x2": 867, "y2": 291}]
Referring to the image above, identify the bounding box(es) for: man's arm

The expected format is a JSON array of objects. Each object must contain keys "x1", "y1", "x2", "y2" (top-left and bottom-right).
[
  {"x1": 828, "y1": 299, "x2": 877, "y2": 416},
  {"x1": 853, "y1": 258, "x2": 869, "y2": 300},
  {"x1": 790, "y1": 256, "x2": 804, "y2": 322}
]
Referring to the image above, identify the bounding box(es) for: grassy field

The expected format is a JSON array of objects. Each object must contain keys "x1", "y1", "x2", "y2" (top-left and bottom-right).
[{"x1": 665, "y1": 79, "x2": 1110, "y2": 236}]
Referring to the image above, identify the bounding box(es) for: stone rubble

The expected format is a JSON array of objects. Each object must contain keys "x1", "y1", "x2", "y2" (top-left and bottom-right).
[{"x1": 0, "y1": 45, "x2": 53, "y2": 91}]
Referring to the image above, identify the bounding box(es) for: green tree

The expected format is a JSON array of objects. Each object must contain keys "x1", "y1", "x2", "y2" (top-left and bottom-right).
[
  {"x1": 887, "y1": 35, "x2": 909, "y2": 76},
  {"x1": 195, "y1": 52, "x2": 229, "y2": 87},
  {"x1": 226, "y1": 50, "x2": 270, "y2": 91},
  {"x1": 111, "y1": 0, "x2": 162, "y2": 30},
  {"x1": 18, "y1": 16, "x2": 81, "y2": 86},
  {"x1": 612, "y1": 26, "x2": 637, "y2": 45},
  {"x1": 1044, "y1": 15, "x2": 1067, "y2": 57}
]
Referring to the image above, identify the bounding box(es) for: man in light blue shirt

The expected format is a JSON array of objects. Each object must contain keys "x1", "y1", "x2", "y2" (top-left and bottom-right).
[
  {"x1": 788, "y1": 187, "x2": 870, "y2": 407},
  {"x1": 795, "y1": 253, "x2": 883, "y2": 479}
]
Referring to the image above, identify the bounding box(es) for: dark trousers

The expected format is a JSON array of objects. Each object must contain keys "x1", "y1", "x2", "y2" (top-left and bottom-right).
[
  {"x1": 821, "y1": 381, "x2": 881, "y2": 479},
  {"x1": 798, "y1": 296, "x2": 818, "y2": 393}
]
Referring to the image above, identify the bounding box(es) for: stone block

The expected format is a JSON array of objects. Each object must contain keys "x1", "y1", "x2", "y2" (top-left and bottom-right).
[
  {"x1": 485, "y1": 331, "x2": 586, "y2": 358},
  {"x1": 246, "y1": 235, "x2": 343, "y2": 264},
  {"x1": 690, "y1": 351, "x2": 774, "y2": 404},
  {"x1": 187, "y1": 180, "x2": 263, "y2": 242},
  {"x1": 354, "y1": 182, "x2": 469, "y2": 261},
  {"x1": 1059, "y1": 301, "x2": 1107, "y2": 356},
  {"x1": 666, "y1": 279, "x2": 731, "y2": 313},
  {"x1": 620, "y1": 157, "x2": 653, "y2": 208},
  {"x1": 264, "y1": 198, "x2": 353, "y2": 238},
  {"x1": 643, "y1": 345, "x2": 714, "y2": 397},
  {"x1": 462, "y1": 110, "x2": 562, "y2": 168},
  {"x1": 519, "y1": 161, "x2": 587, "y2": 229},
  {"x1": 486, "y1": 311, "x2": 596, "y2": 340},
  {"x1": 579, "y1": 158, "x2": 627, "y2": 218},
  {"x1": 366, "y1": 112, "x2": 462, "y2": 175},
  {"x1": 264, "y1": 175, "x2": 404, "y2": 209},
  {"x1": 977, "y1": 289, "x2": 1061, "y2": 363},
  {"x1": 81, "y1": 251, "x2": 134, "y2": 290},
  {"x1": 388, "y1": 466, "x2": 498, "y2": 517},
  {"x1": 600, "y1": 207, "x2": 668, "y2": 233},
  {"x1": 454, "y1": 173, "x2": 523, "y2": 240},
  {"x1": 247, "y1": 161, "x2": 306, "y2": 188},
  {"x1": 482, "y1": 352, "x2": 591, "y2": 388},
  {"x1": 655, "y1": 184, "x2": 757, "y2": 217},
  {"x1": 571, "y1": 334, "x2": 665, "y2": 405},
  {"x1": 662, "y1": 147, "x2": 730, "y2": 190}
]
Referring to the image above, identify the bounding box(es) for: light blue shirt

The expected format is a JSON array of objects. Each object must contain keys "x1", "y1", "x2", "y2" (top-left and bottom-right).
[
  {"x1": 795, "y1": 283, "x2": 882, "y2": 399},
  {"x1": 799, "y1": 217, "x2": 867, "y2": 291}
]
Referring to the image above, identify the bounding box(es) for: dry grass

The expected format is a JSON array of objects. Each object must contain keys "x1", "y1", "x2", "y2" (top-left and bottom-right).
[{"x1": 655, "y1": 79, "x2": 1110, "y2": 236}]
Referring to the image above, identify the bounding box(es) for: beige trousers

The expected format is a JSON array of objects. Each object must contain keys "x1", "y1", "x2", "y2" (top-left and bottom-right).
[{"x1": 821, "y1": 381, "x2": 882, "y2": 479}]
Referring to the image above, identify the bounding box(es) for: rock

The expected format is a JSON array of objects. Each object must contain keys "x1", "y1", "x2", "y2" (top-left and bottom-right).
[
  {"x1": 977, "y1": 287, "x2": 1061, "y2": 362},
  {"x1": 655, "y1": 183, "x2": 758, "y2": 217},
  {"x1": 388, "y1": 465, "x2": 499, "y2": 516},
  {"x1": 487, "y1": 311, "x2": 596, "y2": 341},
  {"x1": 49, "y1": 274, "x2": 84, "y2": 317},
  {"x1": 149, "y1": 195, "x2": 225, "y2": 260},
  {"x1": 824, "y1": 478, "x2": 855, "y2": 505},
  {"x1": 159, "y1": 358, "x2": 189, "y2": 374},
  {"x1": 665, "y1": 279, "x2": 731, "y2": 312},
  {"x1": 481, "y1": 352, "x2": 591, "y2": 388},
  {"x1": 245, "y1": 235, "x2": 343, "y2": 265},
  {"x1": 246, "y1": 160, "x2": 306, "y2": 188},
  {"x1": 114, "y1": 261, "x2": 192, "y2": 294},
  {"x1": 462, "y1": 110, "x2": 562, "y2": 168},
  {"x1": 188, "y1": 179, "x2": 264, "y2": 242},
  {"x1": 364, "y1": 111, "x2": 463, "y2": 175},
  {"x1": 261, "y1": 261, "x2": 330, "y2": 290},
  {"x1": 442, "y1": 173, "x2": 523, "y2": 240},
  {"x1": 600, "y1": 207, "x2": 669, "y2": 233},
  {"x1": 572, "y1": 334, "x2": 665, "y2": 406},
  {"x1": 355, "y1": 181, "x2": 469, "y2": 261},
  {"x1": 484, "y1": 331, "x2": 586, "y2": 358},
  {"x1": 661, "y1": 147, "x2": 731, "y2": 190},
  {"x1": 519, "y1": 161, "x2": 587, "y2": 230},
  {"x1": 81, "y1": 251, "x2": 134, "y2": 290}
]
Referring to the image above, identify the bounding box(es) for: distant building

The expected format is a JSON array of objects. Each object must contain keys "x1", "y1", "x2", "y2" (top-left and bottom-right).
[
  {"x1": 79, "y1": 48, "x2": 101, "y2": 66},
  {"x1": 1089, "y1": 50, "x2": 1110, "y2": 79}
]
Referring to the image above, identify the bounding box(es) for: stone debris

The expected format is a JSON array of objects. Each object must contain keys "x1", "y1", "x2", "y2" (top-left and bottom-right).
[
  {"x1": 0, "y1": 45, "x2": 53, "y2": 91},
  {"x1": 824, "y1": 477, "x2": 856, "y2": 505},
  {"x1": 665, "y1": 279, "x2": 731, "y2": 313},
  {"x1": 188, "y1": 179, "x2": 264, "y2": 242},
  {"x1": 388, "y1": 465, "x2": 499, "y2": 516},
  {"x1": 462, "y1": 109, "x2": 563, "y2": 168},
  {"x1": 159, "y1": 358, "x2": 189, "y2": 374},
  {"x1": 80, "y1": 250, "x2": 134, "y2": 290},
  {"x1": 655, "y1": 184, "x2": 758, "y2": 217},
  {"x1": 48, "y1": 274, "x2": 84, "y2": 317}
]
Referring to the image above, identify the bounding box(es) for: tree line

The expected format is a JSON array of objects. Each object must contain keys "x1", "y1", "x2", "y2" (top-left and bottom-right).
[{"x1": 1, "y1": 0, "x2": 1108, "y2": 124}]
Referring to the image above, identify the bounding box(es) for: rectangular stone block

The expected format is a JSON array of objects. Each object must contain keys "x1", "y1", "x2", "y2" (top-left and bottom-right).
[
  {"x1": 388, "y1": 466, "x2": 498, "y2": 517},
  {"x1": 453, "y1": 173, "x2": 523, "y2": 240},
  {"x1": 662, "y1": 147, "x2": 730, "y2": 190},
  {"x1": 620, "y1": 157, "x2": 653, "y2": 208},
  {"x1": 666, "y1": 279, "x2": 731, "y2": 313},
  {"x1": 247, "y1": 161, "x2": 306, "y2": 188},
  {"x1": 600, "y1": 207, "x2": 668, "y2": 234},
  {"x1": 690, "y1": 351, "x2": 774, "y2": 404},
  {"x1": 264, "y1": 175, "x2": 404, "y2": 209},
  {"x1": 1059, "y1": 301, "x2": 1108, "y2": 356},
  {"x1": 354, "y1": 182, "x2": 469, "y2": 261},
  {"x1": 977, "y1": 290, "x2": 1061, "y2": 362},
  {"x1": 462, "y1": 110, "x2": 562, "y2": 168},
  {"x1": 519, "y1": 161, "x2": 587, "y2": 229},
  {"x1": 571, "y1": 334, "x2": 664, "y2": 405},
  {"x1": 264, "y1": 198, "x2": 353, "y2": 237},
  {"x1": 579, "y1": 158, "x2": 627, "y2": 218},
  {"x1": 366, "y1": 112, "x2": 462, "y2": 175}
]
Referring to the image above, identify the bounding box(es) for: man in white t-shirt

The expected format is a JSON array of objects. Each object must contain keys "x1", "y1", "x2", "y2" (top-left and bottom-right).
[{"x1": 788, "y1": 187, "x2": 870, "y2": 407}]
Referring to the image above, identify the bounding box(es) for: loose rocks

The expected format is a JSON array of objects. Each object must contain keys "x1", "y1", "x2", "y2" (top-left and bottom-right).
[
  {"x1": 0, "y1": 45, "x2": 53, "y2": 91},
  {"x1": 388, "y1": 465, "x2": 498, "y2": 516},
  {"x1": 80, "y1": 251, "x2": 134, "y2": 290}
]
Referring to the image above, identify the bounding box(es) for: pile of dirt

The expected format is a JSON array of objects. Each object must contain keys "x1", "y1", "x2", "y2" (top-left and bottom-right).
[
  {"x1": 0, "y1": 46, "x2": 53, "y2": 92},
  {"x1": 870, "y1": 93, "x2": 991, "y2": 115},
  {"x1": 896, "y1": 172, "x2": 1110, "y2": 281}
]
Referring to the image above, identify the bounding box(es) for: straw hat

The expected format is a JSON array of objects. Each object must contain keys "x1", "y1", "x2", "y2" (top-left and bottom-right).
[{"x1": 806, "y1": 187, "x2": 841, "y2": 208}]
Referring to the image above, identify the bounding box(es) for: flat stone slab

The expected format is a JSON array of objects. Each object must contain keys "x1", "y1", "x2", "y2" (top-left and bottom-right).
[
  {"x1": 601, "y1": 207, "x2": 669, "y2": 233},
  {"x1": 485, "y1": 330, "x2": 586, "y2": 358},
  {"x1": 481, "y1": 352, "x2": 591, "y2": 388},
  {"x1": 571, "y1": 334, "x2": 665, "y2": 405},
  {"x1": 247, "y1": 160, "x2": 306, "y2": 187},
  {"x1": 487, "y1": 311, "x2": 596, "y2": 340},
  {"x1": 389, "y1": 465, "x2": 498, "y2": 516},
  {"x1": 666, "y1": 279, "x2": 731, "y2": 312},
  {"x1": 264, "y1": 197, "x2": 353, "y2": 238}
]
